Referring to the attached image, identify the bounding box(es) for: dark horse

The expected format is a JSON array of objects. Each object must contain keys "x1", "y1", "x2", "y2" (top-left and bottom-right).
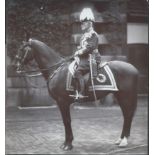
[{"x1": 14, "y1": 38, "x2": 138, "y2": 150}]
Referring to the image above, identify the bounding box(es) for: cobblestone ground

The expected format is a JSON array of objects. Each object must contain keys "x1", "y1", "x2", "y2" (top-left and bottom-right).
[{"x1": 6, "y1": 99, "x2": 148, "y2": 154}]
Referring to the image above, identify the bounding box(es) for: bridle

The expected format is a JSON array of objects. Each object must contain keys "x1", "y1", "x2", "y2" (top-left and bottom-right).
[{"x1": 16, "y1": 45, "x2": 31, "y2": 65}]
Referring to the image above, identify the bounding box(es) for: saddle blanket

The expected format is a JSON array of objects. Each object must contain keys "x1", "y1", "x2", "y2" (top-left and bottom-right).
[{"x1": 66, "y1": 62, "x2": 118, "y2": 92}]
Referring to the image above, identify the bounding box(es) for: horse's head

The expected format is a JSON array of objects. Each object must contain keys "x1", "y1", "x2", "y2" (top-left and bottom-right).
[
  {"x1": 14, "y1": 40, "x2": 34, "y2": 73},
  {"x1": 14, "y1": 38, "x2": 64, "y2": 77}
]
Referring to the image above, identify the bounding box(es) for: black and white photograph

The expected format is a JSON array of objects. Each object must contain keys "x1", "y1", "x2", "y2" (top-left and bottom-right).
[{"x1": 5, "y1": 0, "x2": 148, "y2": 154}]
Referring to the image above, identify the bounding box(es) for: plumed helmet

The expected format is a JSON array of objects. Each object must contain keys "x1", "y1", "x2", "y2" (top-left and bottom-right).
[{"x1": 80, "y1": 8, "x2": 95, "y2": 22}]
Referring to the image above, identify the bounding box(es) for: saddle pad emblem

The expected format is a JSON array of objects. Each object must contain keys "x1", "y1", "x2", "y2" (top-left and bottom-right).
[{"x1": 96, "y1": 74, "x2": 106, "y2": 83}]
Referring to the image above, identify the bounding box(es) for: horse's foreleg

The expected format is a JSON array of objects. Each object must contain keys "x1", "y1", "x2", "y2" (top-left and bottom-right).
[{"x1": 58, "y1": 100, "x2": 73, "y2": 151}]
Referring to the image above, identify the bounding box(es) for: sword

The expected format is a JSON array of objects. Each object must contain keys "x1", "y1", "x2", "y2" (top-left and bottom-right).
[{"x1": 89, "y1": 54, "x2": 97, "y2": 104}]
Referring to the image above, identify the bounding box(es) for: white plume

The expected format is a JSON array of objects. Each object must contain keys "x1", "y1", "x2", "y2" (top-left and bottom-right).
[{"x1": 80, "y1": 8, "x2": 95, "y2": 22}]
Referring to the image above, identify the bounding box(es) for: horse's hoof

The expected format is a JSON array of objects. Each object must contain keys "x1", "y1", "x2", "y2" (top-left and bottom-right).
[
  {"x1": 60, "y1": 143, "x2": 73, "y2": 151},
  {"x1": 118, "y1": 137, "x2": 128, "y2": 148},
  {"x1": 63, "y1": 145, "x2": 73, "y2": 151},
  {"x1": 115, "y1": 138, "x2": 122, "y2": 145}
]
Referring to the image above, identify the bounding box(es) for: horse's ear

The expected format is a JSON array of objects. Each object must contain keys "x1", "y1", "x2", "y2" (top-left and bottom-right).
[
  {"x1": 26, "y1": 32, "x2": 30, "y2": 42},
  {"x1": 23, "y1": 27, "x2": 30, "y2": 42},
  {"x1": 22, "y1": 41, "x2": 30, "y2": 48}
]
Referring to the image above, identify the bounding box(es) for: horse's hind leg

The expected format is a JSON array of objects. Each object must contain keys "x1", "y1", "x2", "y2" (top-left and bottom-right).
[
  {"x1": 115, "y1": 90, "x2": 137, "y2": 147},
  {"x1": 57, "y1": 99, "x2": 73, "y2": 150}
]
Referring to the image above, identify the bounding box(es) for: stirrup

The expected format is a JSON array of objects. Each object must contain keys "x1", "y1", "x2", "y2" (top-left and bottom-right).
[{"x1": 69, "y1": 90, "x2": 88, "y2": 99}]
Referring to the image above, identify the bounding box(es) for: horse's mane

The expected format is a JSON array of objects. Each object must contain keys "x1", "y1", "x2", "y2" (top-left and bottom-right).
[{"x1": 30, "y1": 38, "x2": 64, "y2": 61}]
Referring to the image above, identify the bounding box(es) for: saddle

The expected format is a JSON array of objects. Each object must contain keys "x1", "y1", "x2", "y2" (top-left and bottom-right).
[{"x1": 67, "y1": 60, "x2": 118, "y2": 93}]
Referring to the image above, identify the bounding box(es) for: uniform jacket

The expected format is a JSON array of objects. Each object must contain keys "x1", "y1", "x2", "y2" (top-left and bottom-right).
[{"x1": 76, "y1": 27, "x2": 99, "y2": 71}]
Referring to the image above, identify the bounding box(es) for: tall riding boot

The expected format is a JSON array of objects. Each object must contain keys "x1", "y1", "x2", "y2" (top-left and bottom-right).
[
  {"x1": 73, "y1": 78, "x2": 79, "y2": 98},
  {"x1": 78, "y1": 77, "x2": 85, "y2": 97}
]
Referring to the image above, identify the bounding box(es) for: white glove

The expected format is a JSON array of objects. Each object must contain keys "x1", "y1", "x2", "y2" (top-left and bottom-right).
[
  {"x1": 74, "y1": 50, "x2": 83, "y2": 57},
  {"x1": 74, "y1": 51, "x2": 79, "y2": 57}
]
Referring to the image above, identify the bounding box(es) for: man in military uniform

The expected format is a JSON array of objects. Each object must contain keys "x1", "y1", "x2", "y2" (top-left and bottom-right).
[{"x1": 73, "y1": 8, "x2": 101, "y2": 98}]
